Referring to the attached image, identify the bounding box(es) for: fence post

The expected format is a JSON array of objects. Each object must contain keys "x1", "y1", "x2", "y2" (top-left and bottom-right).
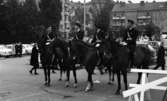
[
  {"x1": 140, "y1": 73, "x2": 146, "y2": 101},
  {"x1": 162, "y1": 89, "x2": 167, "y2": 101},
  {"x1": 134, "y1": 94, "x2": 139, "y2": 101},
  {"x1": 145, "y1": 76, "x2": 151, "y2": 101}
]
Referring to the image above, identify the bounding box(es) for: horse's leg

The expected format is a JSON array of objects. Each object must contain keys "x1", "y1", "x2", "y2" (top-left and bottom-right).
[
  {"x1": 115, "y1": 71, "x2": 121, "y2": 95},
  {"x1": 52, "y1": 69, "x2": 56, "y2": 73},
  {"x1": 72, "y1": 68, "x2": 78, "y2": 88},
  {"x1": 112, "y1": 70, "x2": 115, "y2": 82},
  {"x1": 43, "y1": 66, "x2": 48, "y2": 85},
  {"x1": 59, "y1": 67, "x2": 63, "y2": 81},
  {"x1": 98, "y1": 65, "x2": 104, "y2": 75},
  {"x1": 65, "y1": 68, "x2": 70, "y2": 87},
  {"x1": 122, "y1": 70, "x2": 128, "y2": 90},
  {"x1": 107, "y1": 66, "x2": 113, "y2": 85},
  {"x1": 85, "y1": 66, "x2": 94, "y2": 92},
  {"x1": 47, "y1": 66, "x2": 51, "y2": 86}
]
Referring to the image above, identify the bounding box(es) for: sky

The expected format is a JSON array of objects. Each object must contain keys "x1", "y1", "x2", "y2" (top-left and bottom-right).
[{"x1": 71, "y1": 0, "x2": 167, "y2": 3}]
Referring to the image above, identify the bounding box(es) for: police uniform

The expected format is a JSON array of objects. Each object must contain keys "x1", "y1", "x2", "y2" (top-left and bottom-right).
[
  {"x1": 92, "y1": 29, "x2": 106, "y2": 44},
  {"x1": 74, "y1": 30, "x2": 84, "y2": 40},
  {"x1": 74, "y1": 22, "x2": 84, "y2": 40},
  {"x1": 124, "y1": 21, "x2": 139, "y2": 67}
]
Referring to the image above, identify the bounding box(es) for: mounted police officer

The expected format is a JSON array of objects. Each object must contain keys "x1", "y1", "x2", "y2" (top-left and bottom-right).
[
  {"x1": 47, "y1": 25, "x2": 57, "y2": 42},
  {"x1": 74, "y1": 22, "x2": 84, "y2": 41},
  {"x1": 92, "y1": 28, "x2": 107, "y2": 44},
  {"x1": 123, "y1": 19, "x2": 139, "y2": 68},
  {"x1": 38, "y1": 25, "x2": 56, "y2": 73}
]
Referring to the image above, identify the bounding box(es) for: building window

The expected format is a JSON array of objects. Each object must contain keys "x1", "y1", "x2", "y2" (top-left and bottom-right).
[
  {"x1": 121, "y1": 13, "x2": 124, "y2": 17},
  {"x1": 113, "y1": 13, "x2": 116, "y2": 17},
  {"x1": 146, "y1": 12, "x2": 150, "y2": 16}
]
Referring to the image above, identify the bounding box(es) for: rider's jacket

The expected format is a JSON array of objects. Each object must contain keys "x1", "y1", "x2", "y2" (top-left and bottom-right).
[
  {"x1": 92, "y1": 29, "x2": 106, "y2": 44},
  {"x1": 124, "y1": 26, "x2": 139, "y2": 46},
  {"x1": 74, "y1": 30, "x2": 84, "y2": 40}
]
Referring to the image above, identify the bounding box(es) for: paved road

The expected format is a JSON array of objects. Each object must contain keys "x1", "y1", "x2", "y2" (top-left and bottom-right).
[{"x1": 0, "y1": 56, "x2": 166, "y2": 101}]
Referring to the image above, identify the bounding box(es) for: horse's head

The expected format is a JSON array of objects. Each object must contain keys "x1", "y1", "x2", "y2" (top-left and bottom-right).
[{"x1": 135, "y1": 44, "x2": 155, "y2": 66}]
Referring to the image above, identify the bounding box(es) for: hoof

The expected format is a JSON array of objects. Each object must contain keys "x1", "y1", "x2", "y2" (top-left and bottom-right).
[
  {"x1": 52, "y1": 71, "x2": 56, "y2": 74},
  {"x1": 65, "y1": 82, "x2": 70, "y2": 88},
  {"x1": 108, "y1": 81, "x2": 114, "y2": 85},
  {"x1": 58, "y1": 78, "x2": 62, "y2": 81},
  {"x1": 115, "y1": 90, "x2": 121, "y2": 95},
  {"x1": 85, "y1": 87, "x2": 93, "y2": 92},
  {"x1": 65, "y1": 84, "x2": 70, "y2": 88},
  {"x1": 29, "y1": 71, "x2": 32, "y2": 74},
  {"x1": 47, "y1": 83, "x2": 51, "y2": 87},
  {"x1": 44, "y1": 82, "x2": 48, "y2": 86},
  {"x1": 85, "y1": 82, "x2": 92, "y2": 92},
  {"x1": 73, "y1": 83, "x2": 78, "y2": 88},
  {"x1": 85, "y1": 88, "x2": 91, "y2": 92}
]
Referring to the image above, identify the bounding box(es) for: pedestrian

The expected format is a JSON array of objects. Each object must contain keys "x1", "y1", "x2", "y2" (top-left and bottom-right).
[
  {"x1": 15, "y1": 43, "x2": 18, "y2": 57},
  {"x1": 154, "y1": 41, "x2": 166, "y2": 70},
  {"x1": 123, "y1": 19, "x2": 139, "y2": 68},
  {"x1": 18, "y1": 42, "x2": 22, "y2": 57},
  {"x1": 30, "y1": 43, "x2": 39, "y2": 75}
]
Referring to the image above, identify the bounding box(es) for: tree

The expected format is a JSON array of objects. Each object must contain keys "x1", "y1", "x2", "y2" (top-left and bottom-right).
[
  {"x1": 23, "y1": 0, "x2": 41, "y2": 42},
  {"x1": 39, "y1": 0, "x2": 62, "y2": 32},
  {"x1": 0, "y1": 0, "x2": 11, "y2": 43},
  {"x1": 1, "y1": 0, "x2": 40, "y2": 43},
  {"x1": 90, "y1": 0, "x2": 114, "y2": 32},
  {"x1": 145, "y1": 22, "x2": 160, "y2": 40}
]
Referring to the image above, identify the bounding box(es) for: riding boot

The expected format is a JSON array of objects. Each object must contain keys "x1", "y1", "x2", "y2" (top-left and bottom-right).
[{"x1": 29, "y1": 69, "x2": 33, "y2": 74}]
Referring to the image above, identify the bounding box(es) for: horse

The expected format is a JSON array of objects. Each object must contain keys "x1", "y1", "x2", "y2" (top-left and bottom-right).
[
  {"x1": 70, "y1": 39, "x2": 112, "y2": 91},
  {"x1": 49, "y1": 38, "x2": 78, "y2": 87},
  {"x1": 38, "y1": 37, "x2": 78, "y2": 87},
  {"x1": 103, "y1": 39, "x2": 154, "y2": 94},
  {"x1": 38, "y1": 38, "x2": 53, "y2": 86}
]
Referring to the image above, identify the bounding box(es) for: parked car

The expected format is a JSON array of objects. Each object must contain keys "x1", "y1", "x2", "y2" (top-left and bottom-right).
[
  {"x1": 5, "y1": 44, "x2": 16, "y2": 55},
  {"x1": 163, "y1": 39, "x2": 167, "y2": 50},
  {"x1": 0, "y1": 45, "x2": 13, "y2": 57},
  {"x1": 22, "y1": 44, "x2": 33, "y2": 55}
]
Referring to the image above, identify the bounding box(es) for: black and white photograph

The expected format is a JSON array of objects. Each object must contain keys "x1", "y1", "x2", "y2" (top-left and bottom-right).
[{"x1": 0, "y1": 0, "x2": 167, "y2": 101}]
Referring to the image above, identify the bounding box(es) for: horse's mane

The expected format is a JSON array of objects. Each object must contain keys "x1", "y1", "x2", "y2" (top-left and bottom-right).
[
  {"x1": 109, "y1": 40, "x2": 128, "y2": 54},
  {"x1": 51, "y1": 38, "x2": 70, "y2": 56}
]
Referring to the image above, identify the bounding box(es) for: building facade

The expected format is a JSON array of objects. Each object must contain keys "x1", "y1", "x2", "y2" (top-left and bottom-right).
[{"x1": 110, "y1": 1, "x2": 167, "y2": 33}]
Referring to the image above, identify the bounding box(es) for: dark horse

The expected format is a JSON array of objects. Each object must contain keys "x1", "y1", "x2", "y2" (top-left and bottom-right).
[
  {"x1": 38, "y1": 38, "x2": 53, "y2": 86},
  {"x1": 38, "y1": 37, "x2": 78, "y2": 87},
  {"x1": 103, "y1": 39, "x2": 154, "y2": 94},
  {"x1": 70, "y1": 39, "x2": 111, "y2": 91},
  {"x1": 49, "y1": 38, "x2": 78, "y2": 87}
]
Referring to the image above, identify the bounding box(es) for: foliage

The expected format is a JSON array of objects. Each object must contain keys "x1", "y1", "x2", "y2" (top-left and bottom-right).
[
  {"x1": 0, "y1": 0, "x2": 62, "y2": 43},
  {"x1": 145, "y1": 22, "x2": 160, "y2": 40},
  {"x1": 39, "y1": 0, "x2": 62, "y2": 30},
  {"x1": 90, "y1": 0, "x2": 114, "y2": 32}
]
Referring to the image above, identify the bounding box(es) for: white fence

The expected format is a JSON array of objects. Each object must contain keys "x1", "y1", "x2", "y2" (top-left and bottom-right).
[{"x1": 123, "y1": 69, "x2": 167, "y2": 101}]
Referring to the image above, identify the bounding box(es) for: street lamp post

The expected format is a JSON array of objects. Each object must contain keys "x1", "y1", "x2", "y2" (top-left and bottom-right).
[
  {"x1": 84, "y1": 0, "x2": 86, "y2": 35},
  {"x1": 62, "y1": 0, "x2": 65, "y2": 34}
]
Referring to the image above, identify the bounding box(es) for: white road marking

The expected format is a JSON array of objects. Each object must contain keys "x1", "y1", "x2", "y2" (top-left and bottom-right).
[{"x1": 6, "y1": 92, "x2": 46, "y2": 101}]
